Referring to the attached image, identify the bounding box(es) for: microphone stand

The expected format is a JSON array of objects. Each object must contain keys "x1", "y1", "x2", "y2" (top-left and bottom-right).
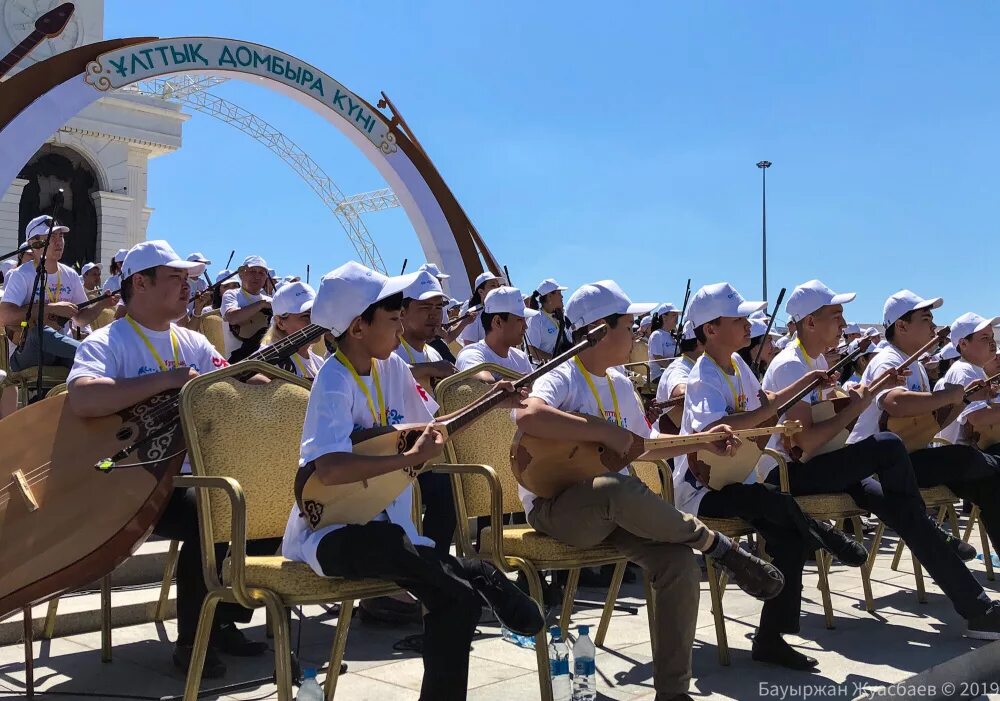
[{"x1": 18, "y1": 207, "x2": 58, "y2": 403}]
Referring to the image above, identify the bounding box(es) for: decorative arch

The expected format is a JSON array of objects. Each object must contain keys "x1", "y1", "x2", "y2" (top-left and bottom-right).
[{"x1": 0, "y1": 37, "x2": 496, "y2": 298}]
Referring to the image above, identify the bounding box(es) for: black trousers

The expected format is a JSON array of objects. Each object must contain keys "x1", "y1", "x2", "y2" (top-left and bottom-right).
[
  {"x1": 153, "y1": 487, "x2": 282, "y2": 644},
  {"x1": 769, "y1": 433, "x2": 992, "y2": 621},
  {"x1": 315, "y1": 521, "x2": 485, "y2": 701},
  {"x1": 417, "y1": 471, "x2": 457, "y2": 555},
  {"x1": 910, "y1": 443, "x2": 1000, "y2": 555},
  {"x1": 698, "y1": 482, "x2": 819, "y2": 638}
]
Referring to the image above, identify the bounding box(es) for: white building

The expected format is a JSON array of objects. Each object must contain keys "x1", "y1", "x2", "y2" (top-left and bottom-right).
[{"x1": 0, "y1": 0, "x2": 186, "y2": 271}]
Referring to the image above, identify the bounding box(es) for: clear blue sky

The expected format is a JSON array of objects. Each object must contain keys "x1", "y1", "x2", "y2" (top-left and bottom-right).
[{"x1": 105, "y1": 1, "x2": 1000, "y2": 324}]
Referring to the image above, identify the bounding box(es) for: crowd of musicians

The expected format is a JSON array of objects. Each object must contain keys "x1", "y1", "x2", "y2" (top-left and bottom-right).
[{"x1": 4, "y1": 213, "x2": 1000, "y2": 701}]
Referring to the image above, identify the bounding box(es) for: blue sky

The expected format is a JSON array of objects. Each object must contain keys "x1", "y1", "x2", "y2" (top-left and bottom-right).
[{"x1": 105, "y1": 1, "x2": 1000, "y2": 324}]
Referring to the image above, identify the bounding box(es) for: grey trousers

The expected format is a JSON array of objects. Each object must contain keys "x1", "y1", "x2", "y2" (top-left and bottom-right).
[
  {"x1": 10, "y1": 325, "x2": 79, "y2": 372},
  {"x1": 527, "y1": 472, "x2": 711, "y2": 698}
]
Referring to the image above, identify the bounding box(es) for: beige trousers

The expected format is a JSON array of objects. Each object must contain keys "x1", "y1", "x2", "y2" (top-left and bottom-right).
[{"x1": 527, "y1": 472, "x2": 712, "y2": 698}]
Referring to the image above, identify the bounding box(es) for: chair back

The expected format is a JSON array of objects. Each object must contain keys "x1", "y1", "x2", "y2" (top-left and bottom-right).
[
  {"x1": 200, "y1": 310, "x2": 226, "y2": 357},
  {"x1": 436, "y1": 364, "x2": 525, "y2": 520},
  {"x1": 180, "y1": 361, "x2": 310, "y2": 543},
  {"x1": 90, "y1": 307, "x2": 116, "y2": 331},
  {"x1": 630, "y1": 339, "x2": 649, "y2": 365}
]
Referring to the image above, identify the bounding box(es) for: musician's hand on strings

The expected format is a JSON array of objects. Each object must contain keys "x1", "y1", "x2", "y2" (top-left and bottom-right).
[
  {"x1": 406, "y1": 422, "x2": 444, "y2": 464},
  {"x1": 848, "y1": 383, "x2": 874, "y2": 407},
  {"x1": 884, "y1": 367, "x2": 910, "y2": 389},
  {"x1": 702, "y1": 424, "x2": 741, "y2": 456},
  {"x1": 193, "y1": 290, "x2": 212, "y2": 314},
  {"x1": 806, "y1": 369, "x2": 837, "y2": 390},
  {"x1": 162, "y1": 366, "x2": 199, "y2": 391},
  {"x1": 99, "y1": 293, "x2": 118, "y2": 309},
  {"x1": 757, "y1": 389, "x2": 774, "y2": 414},
  {"x1": 47, "y1": 300, "x2": 79, "y2": 318},
  {"x1": 494, "y1": 380, "x2": 528, "y2": 408}
]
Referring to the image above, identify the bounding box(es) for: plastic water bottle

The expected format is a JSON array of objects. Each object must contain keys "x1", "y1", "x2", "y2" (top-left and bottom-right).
[
  {"x1": 296, "y1": 667, "x2": 323, "y2": 701},
  {"x1": 572, "y1": 624, "x2": 596, "y2": 700},
  {"x1": 548, "y1": 626, "x2": 572, "y2": 701},
  {"x1": 976, "y1": 552, "x2": 1000, "y2": 568},
  {"x1": 501, "y1": 624, "x2": 536, "y2": 649}
]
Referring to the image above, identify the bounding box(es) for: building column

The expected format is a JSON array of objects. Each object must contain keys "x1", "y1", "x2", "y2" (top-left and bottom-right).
[
  {"x1": 126, "y1": 146, "x2": 151, "y2": 248},
  {"x1": 0, "y1": 178, "x2": 28, "y2": 257},
  {"x1": 92, "y1": 190, "x2": 133, "y2": 269}
]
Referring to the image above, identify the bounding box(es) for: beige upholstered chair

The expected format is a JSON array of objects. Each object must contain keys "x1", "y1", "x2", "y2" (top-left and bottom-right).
[
  {"x1": 198, "y1": 310, "x2": 226, "y2": 357},
  {"x1": 0, "y1": 330, "x2": 69, "y2": 407},
  {"x1": 90, "y1": 307, "x2": 116, "y2": 331},
  {"x1": 178, "y1": 361, "x2": 401, "y2": 701}
]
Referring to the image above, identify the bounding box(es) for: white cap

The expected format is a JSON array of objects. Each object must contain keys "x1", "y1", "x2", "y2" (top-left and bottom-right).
[
  {"x1": 271, "y1": 281, "x2": 316, "y2": 317},
  {"x1": 122, "y1": 240, "x2": 206, "y2": 279},
  {"x1": 934, "y1": 342, "x2": 961, "y2": 362},
  {"x1": 80, "y1": 262, "x2": 99, "y2": 276},
  {"x1": 652, "y1": 302, "x2": 679, "y2": 316},
  {"x1": 883, "y1": 289, "x2": 943, "y2": 327},
  {"x1": 25, "y1": 215, "x2": 69, "y2": 239},
  {"x1": 864, "y1": 327, "x2": 881, "y2": 338},
  {"x1": 445, "y1": 297, "x2": 460, "y2": 312},
  {"x1": 312, "y1": 261, "x2": 419, "y2": 335},
  {"x1": 681, "y1": 319, "x2": 695, "y2": 341},
  {"x1": 0, "y1": 258, "x2": 16, "y2": 278},
  {"x1": 474, "y1": 271, "x2": 498, "y2": 289},
  {"x1": 241, "y1": 255, "x2": 269, "y2": 271},
  {"x1": 186, "y1": 252, "x2": 211, "y2": 264},
  {"x1": 417, "y1": 262, "x2": 449, "y2": 280},
  {"x1": 535, "y1": 278, "x2": 567, "y2": 296},
  {"x1": 847, "y1": 337, "x2": 878, "y2": 357},
  {"x1": 215, "y1": 269, "x2": 234, "y2": 283},
  {"x1": 565, "y1": 280, "x2": 656, "y2": 330},
  {"x1": 786, "y1": 280, "x2": 856, "y2": 322},
  {"x1": 403, "y1": 271, "x2": 447, "y2": 302},
  {"x1": 843, "y1": 323, "x2": 861, "y2": 336},
  {"x1": 268, "y1": 267, "x2": 277, "y2": 278},
  {"x1": 484, "y1": 286, "x2": 539, "y2": 318},
  {"x1": 750, "y1": 317, "x2": 769, "y2": 339},
  {"x1": 113, "y1": 248, "x2": 128, "y2": 264},
  {"x1": 949, "y1": 312, "x2": 1000, "y2": 347},
  {"x1": 639, "y1": 316, "x2": 652, "y2": 329},
  {"x1": 686, "y1": 282, "x2": 766, "y2": 329}
]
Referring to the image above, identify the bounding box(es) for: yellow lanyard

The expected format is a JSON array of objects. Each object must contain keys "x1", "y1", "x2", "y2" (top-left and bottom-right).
[
  {"x1": 399, "y1": 337, "x2": 418, "y2": 363},
  {"x1": 707, "y1": 353, "x2": 746, "y2": 412},
  {"x1": 45, "y1": 268, "x2": 61, "y2": 304},
  {"x1": 574, "y1": 356, "x2": 621, "y2": 426},
  {"x1": 239, "y1": 289, "x2": 258, "y2": 306},
  {"x1": 125, "y1": 316, "x2": 181, "y2": 372},
  {"x1": 794, "y1": 338, "x2": 815, "y2": 369},
  {"x1": 335, "y1": 349, "x2": 386, "y2": 426},
  {"x1": 291, "y1": 352, "x2": 317, "y2": 379}
]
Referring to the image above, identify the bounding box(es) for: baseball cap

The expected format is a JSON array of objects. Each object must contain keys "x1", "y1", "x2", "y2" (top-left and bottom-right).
[
  {"x1": 403, "y1": 271, "x2": 447, "y2": 302},
  {"x1": 564, "y1": 280, "x2": 656, "y2": 329},
  {"x1": 750, "y1": 317, "x2": 770, "y2": 339},
  {"x1": 843, "y1": 323, "x2": 861, "y2": 336},
  {"x1": 774, "y1": 335, "x2": 793, "y2": 351},
  {"x1": 271, "y1": 281, "x2": 316, "y2": 317},
  {"x1": 187, "y1": 252, "x2": 212, "y2": 265},
  {"x1": 241, "y1": 255, "x2": 269, "y2": 271},
  {"x1": 483, "y1": 286, "x2": 539, "y2": 318},
  {"x1": 474, "y1": 271, "x2": 498, "y2": 290},
  {"x1": 933, "y1": 342, "x2": 961, "y2": 362},
  {"x1": 949, "y1": 312, "x2": 1000, "y2": 347},
  {"x1": 113, "y1": 248, "x2": 128, "y2": 264},
  {"x1": 847, "y1": 337, "x2": 878, "y2": 357},
  {"x1": 681, "y1": 320, "x2": 695, "y2": 341},
  {"x1": 535, "y1": 278, "x2": 568, "y2": 296},
  {"x1": 652, "y1": 302, "x2": 678, "y2": 317},
  {"x1": 686, "y1": 283, "x2": 767, "y2": 329},
  {"x1": 639, "y1": 315, "x2": 652, "y2": 329},
  {"x1": 312, "y1": 261, "x2": 420, "y2": 335},
  {"x1": 883, "y1": 290, "x2": 943, "y2": 328},
  {"x1": 0, "y1": 259, "x2": 16, "y2": 278},
  {"x1": 786, "y1": 280, "x2": 856, "y2": 322},
  {"x1": 121, "y1": 240, "x2": 206, "y2": 279},
  {"x1": 417, "y1": 262, "x2": 450, "y2": 280},
  {"x1": 80, "y1": 262, "x2": 100, "y2": 276},
  {"x1": 25, "y1": 215, "x2": 69, "y2": 239}
]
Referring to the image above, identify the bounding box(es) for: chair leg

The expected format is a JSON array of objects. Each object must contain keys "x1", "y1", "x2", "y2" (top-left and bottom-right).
[
  {"x1": 155, "y1": 540, "x2": 180, "y2": 622},
  {"x1": 42, "y1": 599, "x2": 58, "y2": 639},
  {"x1": 947, "y1": 505, "x2": 960, "y2": 538},
  {"x1": 559, "y1": 568, "x2": 580, "y2": 638},
  {"x1": 852, "y1": 516, "x2": 875, "y2": 613},
  {"x1": 256, "y1": 591, "x2": 294, "y2": 701},
  {"x1": 595, "y1": 562, "x2": 626, "y2": 647},
  {"x1": 912, "y1": 550, "x2": 927, "y2": 604},
  {"x1": 100, "y1": 575, "x2": 112, "y2": 663},
  {"x1": 182, "y1": 592, "x2": 223, "y2": 701},
  {"x1": 23, "y1": 607, "x2": 34, "y2": 699},
  {"x1": 814, "y1": 550, "x2": 835, "y2": 629},
  {"x1": 642, "y1": 573, "x2": 657, "y2": 660},
  {"x1": 704, "y1": 557, "x2": 730, "y2": 666},
  {"x1": 963, "y1": 505, "x2": 980, "y2": 543},
  {"x1": 890, "y1": 537, "x2": 905, "y2": 571},
  {"x1": 324, "y1": 599, "x2": 355, "y2": 700},
  {"x1": 979, "y1": 516, "x2": 995, "y2": 582},
  {"x1": 517, "y1": 562, "x2": 553, "y2": 701}
]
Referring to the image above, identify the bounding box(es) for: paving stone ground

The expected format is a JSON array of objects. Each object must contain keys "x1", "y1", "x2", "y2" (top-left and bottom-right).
[{"x1": 2, "y1": 519, "x2": 1000, "y2": 701}]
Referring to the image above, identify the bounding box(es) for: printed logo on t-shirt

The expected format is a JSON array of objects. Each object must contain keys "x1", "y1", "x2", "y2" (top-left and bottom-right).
[
  {"x1": 136, "y1": 360, "x2": 196, "y2": 376},
  {"x1": 601, "y1": 412, "x2": 626, "y2": 428},
  {"x1": 387, "y1": 409, "x2": 404, "y2": 425}
]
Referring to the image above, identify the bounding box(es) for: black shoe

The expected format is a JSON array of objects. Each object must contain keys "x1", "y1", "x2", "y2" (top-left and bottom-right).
[
  {"x1": 469, "y1": 564, "x2": 544, "y2": 636},
  {"x1": 751, "y1": 635, "x2": 818, "y2": 670},
  {"x1": 662, "y1": 695, "x2": 694, "y2": 701},
  {"x1": 938, "y1": 526, "x2": 977, "y2": 562},
  {"x1": 210, "y1": 623, "x2": 269, "y2": 657},
  {"x1": 173, "y1": 644, "x2": 226, "y2": 678},
  {"x1": 714, "y1": 546, "x2": 784, "y2": 601},
  {"x1": 966, "y1": 606, "x2": 1000, "y2": 640},
  {"x1": 809, "y1": 520, "x2": 868, "y2": 567}
]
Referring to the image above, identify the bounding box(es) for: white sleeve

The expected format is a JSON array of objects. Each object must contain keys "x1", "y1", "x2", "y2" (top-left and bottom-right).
[
  {"x1": 2, "y1": 269, "x2": 28, "y2": 307},
  {"x1": 220, "y1": 289, "x2": 240, "y2": 318},
  {"x1": 685, "y1": 373, "x2": 730, "y2": 432},
  {"x1": 391, "y1": 355, "x2": 439, "y2": 418},
  {"x1": 525, "y1": 316, "x2": 544, "y2": 349},
  {"x1": 455, "y1": 345, "x2": 487, "y2": 372},
  {"x1": 67, "y1": 269, "x2": 88, "y2": 305},
  {"x1": 529, "y1": 367, "x2": 572, "y2": 409},
  {"x1": 67, "y1": 332, "x2": 118, "y2": 384},
  {"x1": 300, "y1": 370, "x2": 356, "y2": 464}
]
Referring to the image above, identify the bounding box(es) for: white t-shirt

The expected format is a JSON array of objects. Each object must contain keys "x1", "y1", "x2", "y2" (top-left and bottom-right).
[
  {"x1": 673, "y1": 353, "x2": 761, "y2": 515},
  {"x1": 458, "y1": 314, "x2": 486, "y2": 346},
  {"x1": 221, "y1": 287, "x2": 270, "y2": 358},
  {"x1": 393, "y1": 337, "x2": 443, "y2": 366},
  {"x1": 456, "y1": 340, "x2": 533, "y2": 376},
  {"x1": 524, "y1": 362, "x2": 651, "y2": 515},
  {"x1": 935, "y1": 360, "x2": 988, "y2": 445},
  {"x1": 655, "y1": 354, "x2": 697, "y2": 403},
  {"x1": 848, "y1": 343, "x2": 932, "y2": 444},
  {"x1": 525, "y1": 312, "x2": 567, "y2": 355},
  {"x1": 282, "y1": 352, "x2": 438, "y2": 576},
  {"x1": 187, "y1": 276, "x2": 208, "y2": 314},
  {"x1": 67, "y1": 318, "x2": 229, "y2": 474},
  {"x1": 287, "y1": 348, "x2": 326, "y2": 380},
  {"x1": 3, "y1": 260, "x2": 88, "y2": 339},
  {"x1": 103, "y1": 274, "x2": 121, "y2": 294},
  {"x1": 648, "y1": 330, "x2": 678, "y2": 380}
]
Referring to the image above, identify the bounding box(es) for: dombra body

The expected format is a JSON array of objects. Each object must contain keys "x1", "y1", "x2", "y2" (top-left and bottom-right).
[
  {"x1": 5, "y1": 292, "x2": 113, "y2": 347},
  {"x1": 684, "y1": 422, "x2": 802, "y2": 491}
]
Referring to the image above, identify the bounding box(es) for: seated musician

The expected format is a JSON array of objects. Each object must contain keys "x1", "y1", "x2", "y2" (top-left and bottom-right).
[
  {"x1": 647, "y1": 302, "x2": 679, "y2": 382},
  {"x1": 842, "y1": 322, "x2": 862, "y2": 347},
  {"x1": 738, "y1": 315, "x2": 779, "y2": 378},
  {"x1": 841, "y1": 337, "x2": 877, "y2": 390},
  {"x1": 221, "y1": 255, "x2": 273, "y2": 362},
  {"x1": 456, "y1": 286, "x2": 535, "y2": 379},
  {"x1": 102, "y1": 248, "x2": 128, "y2": 294},
  {"x1": 457, "y1": 271, "x2": 502, "y2": 347},
  {"x1": 281, "y1": 260, "x2": 542, "y2": 700},
  {"x1": 636, "y1": 314, "x2": 652, "y2": 341},
  {"x1": 673, "y1": 282, "x2": 869, "y2": 671},
  {"x1": 655, "y1": 321, "x2": 701, "y2": 405},
  {"x1": 515, "y1": 279, "x2": 785, "y2": 701},
  {"x1": 0, "y1": 216, "x2": 115, "y2": 372},
  {"x1": 264, "y1": 281, "x2": 325, "y2": 380},
  {"x1": 80, "y1": 262, "x2": 102, "y2": 296},
  {"x1": 847, "y1": 290, "x2": 1000, "y2": 599},
  {"x1": 394, "y1": 270, "x2": 456, "y2": 387},
  {"x1": 66, "y1": 241, "x2": 273, "y2": 677},
  {"x1": 761, "y1": 280, "x2": 1000, "y2": 640},
  {"x1": 525, "y1": 278, "x2": 570, "y2": 361}
]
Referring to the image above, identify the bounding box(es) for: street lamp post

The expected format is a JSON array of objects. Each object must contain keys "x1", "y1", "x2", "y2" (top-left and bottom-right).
[{"x1": 756, "y1": 160, "x2": 772, "y2": 303}]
